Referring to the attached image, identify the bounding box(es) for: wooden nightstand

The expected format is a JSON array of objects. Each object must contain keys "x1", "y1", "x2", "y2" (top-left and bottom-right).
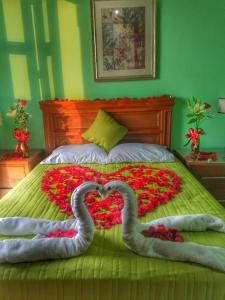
[
  {"x1": 175, "y1": 148, "x2": 225, "y2": 206},
  {"x1": 0, "y1": 149, "x2": 44, "y2": 198}
]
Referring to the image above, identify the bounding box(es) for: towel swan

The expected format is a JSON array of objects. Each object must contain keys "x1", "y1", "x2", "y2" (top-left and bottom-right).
[
  {"x1": 0, "y1": 182, "x2": 102, "y2": 263},
  {"x1": 1, "y1": 180, "x2": 225, "y2": 270},
  {"x1": 104, "y1": 181, "x2": 225, "y2": 272}
]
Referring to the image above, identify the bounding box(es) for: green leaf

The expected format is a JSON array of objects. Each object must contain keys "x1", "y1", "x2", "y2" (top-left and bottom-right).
[
  {"x1": 193, "y1": 97, "x2": 197, "y2": 104},
  {"x1": 187, "y1": 99, "x2": 192, "y2": 107},
  {"x1": 186, "y1": 113, "x2": 193, "y2": 117},
  {"x1": 184, "y1": 139, "x2": 191, "y2": 146},
  {"x1": 188, "y1": 118, "x2": 196, "y2": 124}
]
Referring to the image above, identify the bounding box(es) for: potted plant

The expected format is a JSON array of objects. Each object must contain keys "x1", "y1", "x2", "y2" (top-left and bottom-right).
[
  {"x1": 184, "y1": 97, "x2": 213, "y2": 159},
  {"x1": 6, "y1": 99, "x2": 30, "y2": 157}
]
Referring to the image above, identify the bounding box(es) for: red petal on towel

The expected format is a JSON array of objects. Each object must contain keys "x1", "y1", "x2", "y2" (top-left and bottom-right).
[
  {"x1": 141, "y1": 225, "x2": 184, "y2": 242},
  {"x1": 47, "y1": 228, "x2": 77, "y2": 238}
]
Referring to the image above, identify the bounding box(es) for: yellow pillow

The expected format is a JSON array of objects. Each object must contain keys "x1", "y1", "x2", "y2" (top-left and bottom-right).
[{"x1": 82, "y1": 109, "x2": 128, "y2": 152}]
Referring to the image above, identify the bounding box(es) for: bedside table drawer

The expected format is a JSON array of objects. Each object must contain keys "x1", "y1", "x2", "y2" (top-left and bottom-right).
[
  {"x1": 0, "y1": 165, "x2": 26, "y2": 188},
  {"x1": 175, "y1": 148, "x2": 225, "y2": 203},
  {"x1": 0, "y1": 150, "x2": 44, "y2": 198},
  {"x1": 200, "y1": 177, "x2": 225, "y2": 200},
  {"x1": 189, "y1": 165, "x2": 225, "y2": 178}
]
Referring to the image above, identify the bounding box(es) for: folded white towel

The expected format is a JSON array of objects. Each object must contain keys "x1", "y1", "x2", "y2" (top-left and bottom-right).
[
  {"x1": 0, "y1": 182, "x2": 101, "y2": 263},
  {"x1": 104, "y1": 181, "x2": 225, "y2": 272}
]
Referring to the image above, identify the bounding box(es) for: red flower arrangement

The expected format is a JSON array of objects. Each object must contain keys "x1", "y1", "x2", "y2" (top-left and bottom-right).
[
  {"x1": 41, "y1": 165, "x2": 181, "y2": 229},
  {"x1": 184, "y1": 98, "x2": 213, "y2": 159},
  {"x1": 7, "y1": 99, "x2": 30, "y2": 157}
]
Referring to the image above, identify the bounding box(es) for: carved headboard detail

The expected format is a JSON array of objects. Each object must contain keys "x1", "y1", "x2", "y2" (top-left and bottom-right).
[{"x1": 39, "y1": 96, "x2": 175, "y2": 154}]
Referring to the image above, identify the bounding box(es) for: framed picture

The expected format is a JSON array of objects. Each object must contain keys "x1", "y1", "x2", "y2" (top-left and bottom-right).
[{"x1": 91, "y1": 0, "x2": 156, "y2": 81}]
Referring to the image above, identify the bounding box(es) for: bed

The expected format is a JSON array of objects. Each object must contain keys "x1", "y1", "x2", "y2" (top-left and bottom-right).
[{"x1": 0, "y1": 96, "x2": 225, "y2": 300}]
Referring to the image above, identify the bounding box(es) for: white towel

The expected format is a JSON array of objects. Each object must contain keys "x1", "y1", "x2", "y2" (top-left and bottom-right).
[
  {"x1": 104, "y1": 180, "x2": 225, "y2": 272},
  {"x1": 0, "y1": 182, "x2": 96, "y2": 263}
]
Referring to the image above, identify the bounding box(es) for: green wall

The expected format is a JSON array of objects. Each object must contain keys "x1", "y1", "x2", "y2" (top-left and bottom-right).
[{"x1": 0, "y1": 0, "x2": 225, "y2": 150}]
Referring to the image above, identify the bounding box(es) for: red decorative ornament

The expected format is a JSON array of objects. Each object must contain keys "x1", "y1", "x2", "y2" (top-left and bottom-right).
[
  {"x1": 197, "y1": 151, "x2": 217, "y2": 161},
  {"x1": 13, "y1": 128, "x2": 30, "y2": 157},
  {"x1": 41, "y1": 165, "x2": 181, "y2": 229}
]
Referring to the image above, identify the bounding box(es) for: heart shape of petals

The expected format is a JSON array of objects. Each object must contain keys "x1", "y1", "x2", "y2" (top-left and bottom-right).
[{"x1": 41, "y1": 165, "x2": 181, "y2": 229}]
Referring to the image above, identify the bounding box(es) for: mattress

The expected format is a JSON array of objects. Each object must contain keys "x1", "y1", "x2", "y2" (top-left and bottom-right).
[{"x1": 0, "y1": 159, "x2": 225, "y2": 300}]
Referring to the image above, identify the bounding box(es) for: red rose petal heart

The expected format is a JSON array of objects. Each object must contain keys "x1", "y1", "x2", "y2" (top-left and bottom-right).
[{"x1": 41, "y1": 165, "x2": 181, "y2": 229}]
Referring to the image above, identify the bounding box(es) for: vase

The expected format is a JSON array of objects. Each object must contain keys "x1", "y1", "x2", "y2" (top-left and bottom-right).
[
  {"x1": 190, "y1": 137, "x2": 200, "y2": 160},
  {"x1": 20, "y1": 141, "x2": 30, "y2": 158},
  {"x1": 15, "y1": 141, "x2": 30, "y2": 158}
]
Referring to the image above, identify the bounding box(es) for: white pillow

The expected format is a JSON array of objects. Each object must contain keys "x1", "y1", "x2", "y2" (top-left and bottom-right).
[
  {"x1": 41, "y1": 144, "x2": 108, "y2": 164},
  {"x1": 107, "y1": 143, "x2": 175, "y2": 163}
]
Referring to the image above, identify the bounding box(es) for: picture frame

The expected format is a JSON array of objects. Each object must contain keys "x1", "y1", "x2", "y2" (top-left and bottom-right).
[{"x1": 91, "y1": 0, "x2": 156, "y2": 81}]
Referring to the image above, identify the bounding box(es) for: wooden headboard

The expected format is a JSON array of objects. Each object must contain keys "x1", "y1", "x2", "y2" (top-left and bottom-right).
[{"x1": 39, "y1": 96, "x2": 175, "y2": 154}]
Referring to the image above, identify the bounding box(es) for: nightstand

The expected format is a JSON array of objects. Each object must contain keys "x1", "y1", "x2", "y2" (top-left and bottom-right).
[
  {"x1": 175, "y1": 148, "x2": 225, "y2": 206},
  {"x1": 0, "y1": 149, "x2": 44, "y2": 198}
]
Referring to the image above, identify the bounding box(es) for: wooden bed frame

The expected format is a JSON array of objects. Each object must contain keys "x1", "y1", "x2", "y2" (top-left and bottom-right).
[{"x1": 39, "y1": 96, "x2": 174, "y2": 154}]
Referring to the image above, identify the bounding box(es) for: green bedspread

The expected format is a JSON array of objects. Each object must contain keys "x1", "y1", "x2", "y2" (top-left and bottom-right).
[{"x1": 0, "y1": 160, "x2": 225, "y2": 300}]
